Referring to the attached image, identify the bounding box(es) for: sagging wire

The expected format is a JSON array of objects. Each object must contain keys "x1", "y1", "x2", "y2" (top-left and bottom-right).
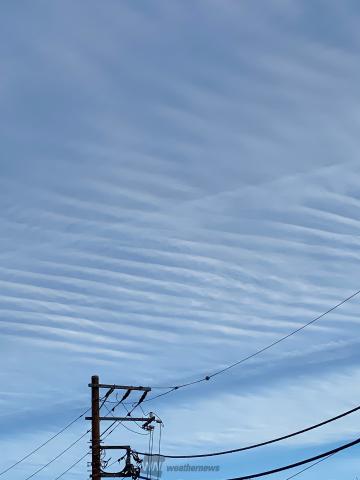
[{"x1": 103, "y1": 402, "x2": 150, "y2": 437}]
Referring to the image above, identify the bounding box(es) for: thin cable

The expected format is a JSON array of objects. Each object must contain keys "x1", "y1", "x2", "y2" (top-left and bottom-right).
[
  {"x1": 54, "y1": 452, "x2": 89, "y2": 480},
  {"x1": 138, "y1": 289, "x2": 360, "y2": 402},
  {"x1": 103, "y1": 403, "x2": 149, "y2": 436},
  {"x1": 210, "y1": 288, "x2": 360, "y2": 380},
  {"x1": 187, "y1": 289, "x2": 360, "y2": 388},
  {"x1": 136, "y1": 403, "x2": 360, "y2": 458},
  {"x1": 226, "y1": 436, "x2": 360, "y2": 479},
  {"x1": 126, "y1": 390, "x2": 150, "y2": 416},
  {"x1": 107, "y1": 458, "x2": 119, "y2": 468},
  {"x1": 24, "y1": 288, "x2": 359, "y2": 479},
  {"x1": 48, "y1": 396, "x2": 126, "y2": 480},
  {"x1": 101, "y1": 399, "x2": 153, "y2": 442},
  {"x1": 0, "y1": 406, "x2": 90, "y2": 477},
  {"x1": 132, "y1": 388, "x2": 177, "y2": 405},
  {"x1": 105, "y1": 399, "x2": 154, "y2": 438},
  {"x1": 139, "y1": 404, "x2": 147, "y2": 416},
  {"x1": 107, "y1": 453, "x2": 126, "y2": 469},
  {"x1": 24, "y1": 429, "x2": 90, "y2": 480},
  {"x1": 101, "y1": 419, "x2": 118, "y2": 438},
  {"x1": 101, "y1": 408, "x2": 131, "y2": 438},
  {"x1": 101, "y1": 401, "x2": 125, "y2": 438},
  {"x1": 1, "y1": 393, "x2": 107, "y2": 478},
  {"x1": 101, "y1": 415, "x2": 124, "y2": 439},
  {"x1": 121, "y1": 401, "x2": 151, "y2": 433},
  {"x1": 284, "y1": 453, "x2": 335, "y2": 480},
  {"x1": 120, "y1": 421, "x2": 150, "y2": 436}
]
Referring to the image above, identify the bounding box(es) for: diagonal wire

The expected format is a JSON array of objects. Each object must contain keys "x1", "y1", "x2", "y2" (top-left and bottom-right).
[
  {"x1": 24, "y1": 430, "x2": 90, "y2": 480},
  {"x1": 29, "y1": 395, "x2": 120, "y2": 480},
  {"x1": 103, "y1": 402, "x2": 149, "y2": 436},
  {"x1": 284, "y1": 453, "x2": 335, "y2": 480},
  {"x1": 136, "y1": 288, "x2": 360, "y2": 403},
  {"x1": 49, "y1": 398, "x2": 126, "y2": 479},
  {"x1": 0, "y1": 406, "x2": 90, "y2": 477},
  {"x1": 53, "y1": 452, "x2": 90, "y2": 480}
]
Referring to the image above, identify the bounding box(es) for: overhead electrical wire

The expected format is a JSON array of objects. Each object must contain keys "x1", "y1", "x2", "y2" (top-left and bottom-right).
[
  {"x1": 23, "y1": 429, "x2": 91, "y2": 480},
  {"x1": 17, "y1": 391, "x2": 121, "y2": 480},
  {"x1": 102, "y1": 389, "x2": 153, "y2": 437},
  {"x1": 136, "y1": 403, "x2": 360, "y2": 458},
  {"x1": 224, "y1": 436, "x2": 360, "y2": 479},
  {"x1": 0, "y1": 392, "x2": 111, "y2": 478},
  {"x1": 137, "y1": 437, "x2": 360, "y2": 480},
  {"x1": 51, "y1": 393, "x2": 157, "y2": 479},
  {"x1": 103, "y1": 402, "x2": 150, "y2": 436},
  {"x1": 4, "y1": 289, "x2": 360, "y2": 479},
  {"x1": 49, "y1": 394, "x2": 142, "y2": 480},
  {"x1": 0, "y1": 406, "x2": 91, "y2": 477},
  {"x1": 20, "y1": 392, "x2": 112, "y2": 480},
  {"x1": 284, "y1": 453, "x2": 335, "y2": 480},
  {"x1": 100, "y1": 288, "x2": 360, "y2": 410},
  {"x1": 117, "y1": 420, "x2": 150, "y2": 436},
  {"x1": 53, "y1": 452, "x2": 89, "y2": 480},
  {"x1": 137, "y1": 288, "x2": 360, "y2": 403},
  {"x1": 0, "y1": 387, "x2": 143, "y2": 477}
]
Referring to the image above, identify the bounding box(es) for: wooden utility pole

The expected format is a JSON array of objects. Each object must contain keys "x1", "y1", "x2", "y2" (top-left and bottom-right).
[
  {"x1": 91, "y1": 375, "x2": 101, "y2": 480},
  {"x1": 88, "y1": 375, "x2": 156, "y2": 479}
]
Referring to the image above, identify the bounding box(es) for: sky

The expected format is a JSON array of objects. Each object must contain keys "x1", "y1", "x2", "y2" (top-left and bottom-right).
[{"x1": 1, "y1": 1, "x2": 360, "y2": 479}]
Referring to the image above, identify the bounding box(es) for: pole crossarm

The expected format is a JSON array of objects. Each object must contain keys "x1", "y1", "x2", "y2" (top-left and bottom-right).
[
  {"x1": 88, "y1": 383, "x2": 151, "y2": 392},
  {"x1": 86, "y1": 417, "x2": 155, "y2": 422},
  {"x1": 100, "y1": 474, "x2": 134, "y2": 478},
  {"x1": 100, "y1": 446, "x2": 131, "y2": 450}
]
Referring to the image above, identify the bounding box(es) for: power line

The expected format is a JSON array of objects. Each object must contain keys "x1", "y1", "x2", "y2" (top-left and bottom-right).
[
  {"x1": 118, "y1": 420, "x2": 150, "y2": 436},
  {"x1": 137, "y1": 437, "x2": 359, "y2": 480},
  {"x1": 53, "y1": 387, "x2": 156, "y2": 479},
  {"x1": 284, "y1": 453, "x2": 334, "y2": 480},
  {"x1": 139, "y1": 288, "x2": 360, "y2": 403},
  {"x1": 0, "y1": 406, "x2": 90, "y2": 477},
  {"x1": 24, "y1": 430, "x2": 91, "y2": 480},
  {"x1": 0, "y1": 393, "x2": 109, "y2": 478},
  {"x1": 49, "y1": 396, "x2": 133, "y2": 480},
  {"x1": 5, "y1": 288, "x2": 359, "y2": 478},
  {"x1": 18, "y1": 393, "x2": 120, "y2": 480},
  {"x1": 225, "y1": 436, "x2": 360, "y2": 479},
  {"x1": 103, "y1": 402, "x2": 150, "y2": 436},
  {"x1": 100, "y1": 389, "x2": 150, "y2": 437},
  {"x1": 21, "y1": 392, "x2": 113, "y2": 480},
  {"x1": 53, "y1": 452, "x2": 89, "y2": 480},
  {"x1": 136, "y1": 403, "x2": 360, "y2": 458}
]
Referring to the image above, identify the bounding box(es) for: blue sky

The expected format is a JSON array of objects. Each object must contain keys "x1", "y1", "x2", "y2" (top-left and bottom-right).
[{"x1": 1, "y1": 1, "x2": 360, "y2": 479}]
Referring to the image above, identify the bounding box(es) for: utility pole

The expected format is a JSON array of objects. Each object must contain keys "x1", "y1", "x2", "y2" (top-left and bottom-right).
[
  {"x1": 91, "y1": 375, "x2": 101, "y2": 480},
  {"x1": 87, "y1": 375, "x2": 157, "y2": 479}
]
